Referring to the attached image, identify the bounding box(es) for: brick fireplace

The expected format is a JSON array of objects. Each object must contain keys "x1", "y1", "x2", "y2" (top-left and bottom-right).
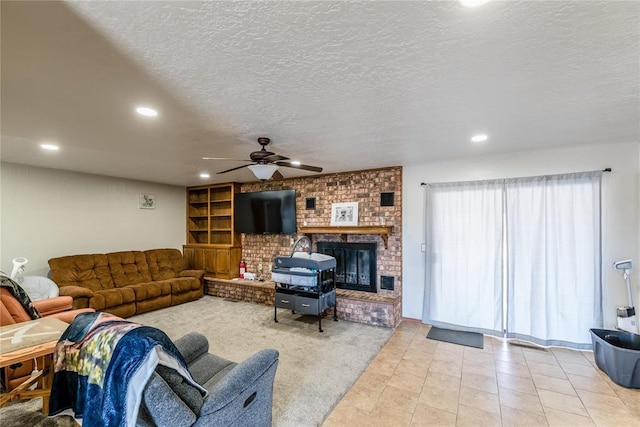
[{"x1": 236, "y1": 166, "x2": 402, "y2": 327}]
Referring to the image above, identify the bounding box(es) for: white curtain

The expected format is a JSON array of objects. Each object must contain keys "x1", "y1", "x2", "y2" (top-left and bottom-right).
[
  {"x1": 423, "y1": 180, "x2": 504, "y2": 336},
  {"x1": 505, "y1": 172, "x2": 602, "y2": 348},
  {"x1": 423, "y1": 171, "x2": 603, "y2": 349}
]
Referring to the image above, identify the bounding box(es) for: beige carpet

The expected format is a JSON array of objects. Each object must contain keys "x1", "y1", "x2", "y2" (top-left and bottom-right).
[{"x1": 0, "y1": 295, "x2": 393, "y2": 427}]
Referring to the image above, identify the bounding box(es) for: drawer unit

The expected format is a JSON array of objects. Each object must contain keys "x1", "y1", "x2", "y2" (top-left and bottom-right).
[{"x1": 275, "y1": 290, "x2": 336, "y2": 320}]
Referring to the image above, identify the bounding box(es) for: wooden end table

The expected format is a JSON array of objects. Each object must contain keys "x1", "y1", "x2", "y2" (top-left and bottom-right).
[{"x1": 0, "y1": 317, "x2": 68, "y2": 413}]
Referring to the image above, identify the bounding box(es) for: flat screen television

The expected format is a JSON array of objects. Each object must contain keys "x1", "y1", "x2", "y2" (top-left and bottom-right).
[{"x1": 234, "y1": 189, "x2": 297, "y2": 234}]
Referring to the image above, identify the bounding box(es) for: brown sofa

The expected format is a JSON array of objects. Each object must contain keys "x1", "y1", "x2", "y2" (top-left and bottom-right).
[{"x1": 48, "y1": 248, "x2": 203, "y2": 318}]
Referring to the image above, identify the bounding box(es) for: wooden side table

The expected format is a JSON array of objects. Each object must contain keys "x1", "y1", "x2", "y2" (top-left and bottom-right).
[{"x1": 0, "y1": 317, "x2": 68, "y2": 413}]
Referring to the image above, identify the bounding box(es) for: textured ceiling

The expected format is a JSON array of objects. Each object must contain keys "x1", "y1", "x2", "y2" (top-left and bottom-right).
[{"x1": 1, "y1": 1, "x2": 638, "y2": 186}]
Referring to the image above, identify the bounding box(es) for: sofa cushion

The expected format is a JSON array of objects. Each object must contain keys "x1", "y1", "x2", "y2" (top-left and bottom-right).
[
  {"x1": 49, "y1": 254, "x2": 114, "y2": 291},
  {"x1": 0, "y1": 288, "x2": 36, "y2": 324},
  {"x1": 141, "y1": 372, "x2": 198, "y2": 427},
  {"x1": 156, "y1": 365, "x2": 205, "y2": 414},
  {"x1": 128, "y1": 281, "x2": 171, "y2": 301},
  {"x1": 164, "y1": 278, "x2": 200, "y2": 294},
  {"x1": 94, "y1": 287, "x2": 136, "y2": 309},
  {"x1": 107, "y1": 251, "x2": 152, "y2": 287},
  {"x1": 88, "y1": 293, "x2": 105, "y2": 310},
  {"x1": 144, "y1": 249, "x2": 187, "y2": 281}
]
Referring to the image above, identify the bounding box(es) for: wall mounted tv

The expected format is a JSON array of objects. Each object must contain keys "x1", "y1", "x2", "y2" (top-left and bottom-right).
[{"x1": 234, "y1": 189, "x2": 297, "y2": 234}]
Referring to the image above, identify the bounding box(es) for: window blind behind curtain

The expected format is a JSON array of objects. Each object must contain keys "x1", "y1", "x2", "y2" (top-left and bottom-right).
[{"x1": 422, "y1": 171, "x2": 603, "y2": 349}]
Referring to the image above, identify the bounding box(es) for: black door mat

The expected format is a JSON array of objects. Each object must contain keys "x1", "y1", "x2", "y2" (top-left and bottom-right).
[{"x1": 426, "y1": 326, "x2": 483, "y2": 349}]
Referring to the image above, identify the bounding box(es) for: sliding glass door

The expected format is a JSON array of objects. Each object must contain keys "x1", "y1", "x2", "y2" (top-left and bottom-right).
[{"x1": 423, "y1": 172, "x2": 602, "y2": 348}]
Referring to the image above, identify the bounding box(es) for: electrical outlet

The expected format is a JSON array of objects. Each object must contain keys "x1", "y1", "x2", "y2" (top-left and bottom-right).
[
  {"x1": 258, "y1": 263, "x2": 263, "y2": 272},
  {"x1": 421, "y1": 243, "x2": 426, "y2": 252}
]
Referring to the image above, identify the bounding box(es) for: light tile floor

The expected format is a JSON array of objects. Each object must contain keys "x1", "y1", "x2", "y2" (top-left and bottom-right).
[{"x1": 323, "y1": 321, "x2": 640, "y2": 426}]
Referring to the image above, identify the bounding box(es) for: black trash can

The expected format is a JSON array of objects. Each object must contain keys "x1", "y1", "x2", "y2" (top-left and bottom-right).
[{"x1": 590, "y1": 328, "x2": 640, "y2": 389}]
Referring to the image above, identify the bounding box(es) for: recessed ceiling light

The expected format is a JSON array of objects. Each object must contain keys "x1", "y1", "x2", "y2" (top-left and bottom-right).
[
  {"x1": 291, "y1": 161, "x2": 301, "y2": 166},
  {"x1": 199, "y1": 173, "x2": 210, "y2": 179},
  {"x1": 40, "y1": 143, "x2": 60, "y2": 151},
  {"x1": 471, "y1": 134, "x2": 488, "y2": 143},
  {"x1": 135, "y1": 106, "x2": 158, "y2": 117},
  {"x1": 460, "y1": 0, "x2": 490, "y2": 7}
]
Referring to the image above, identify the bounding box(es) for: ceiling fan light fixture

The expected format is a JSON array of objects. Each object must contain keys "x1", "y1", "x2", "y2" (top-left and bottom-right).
[
  {"x1": 135, "y1": 106, "x2": 158, "y2": 117},
  {"x1": 460, "y1": 0, "x2": 490, "y2": 7},
  {"x1": 248, "y1": 164, "x2": 278, "y2": 180},
  {"x1": 471, "y1": 134, "x2": 488, "y2": 143},
  {"x1": 40, "y1": 143, "x2": 59, "y2": 151}
]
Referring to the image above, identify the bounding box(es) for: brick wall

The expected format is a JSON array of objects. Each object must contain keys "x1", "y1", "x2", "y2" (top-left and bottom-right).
[
  {"x1": 240, "y1": 166, "x2": 402, "y2": 299},
  {"x1": 204, "y1": 278, "x2": 402, "y2": 328}
]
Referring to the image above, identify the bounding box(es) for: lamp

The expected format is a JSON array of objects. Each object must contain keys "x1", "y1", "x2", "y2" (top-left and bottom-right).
[
  {"x1": 10, "y1": 257, "x2": 28, "y2": 280},
  {"x1": 248, "y1": 164, "x2": 278, "y2": 180}
]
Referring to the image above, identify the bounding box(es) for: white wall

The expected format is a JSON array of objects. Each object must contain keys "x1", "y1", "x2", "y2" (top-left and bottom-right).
[
  {"x1": 402, "y1": 141, "x2": 640, "y2": 329},
  {"x1": 0, "y1": 163, "x2": 186, "y2": 276}
]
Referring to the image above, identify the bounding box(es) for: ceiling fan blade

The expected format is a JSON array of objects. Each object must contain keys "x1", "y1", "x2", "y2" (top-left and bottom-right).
[
  {"x1": 263, "y1": 154, "x2": 289, "y2": 162},
  {"x1": 216, "y1": 164, "x2": 253, "y2": 174},
  {"x1": 272, "y1": 170, "x2": 284, "y2": 180},
  {"x1": 275, "y1": 161, "x2": 323, "y2": 173},
  {"x1": 203, "y1": 157, "x2": 252, "y2": 161}
]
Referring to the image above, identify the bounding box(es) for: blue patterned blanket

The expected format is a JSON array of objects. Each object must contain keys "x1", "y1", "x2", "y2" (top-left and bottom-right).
[{"x1": 49, "y1": 312, "x2": 205, "y2": 426}]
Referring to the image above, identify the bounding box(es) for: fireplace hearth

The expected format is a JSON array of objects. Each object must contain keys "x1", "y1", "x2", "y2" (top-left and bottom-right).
[{"x1": 316, "y1": 242, "x2": 377, "y2": 293}]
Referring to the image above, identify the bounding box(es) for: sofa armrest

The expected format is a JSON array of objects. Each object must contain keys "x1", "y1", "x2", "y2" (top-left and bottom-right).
[
  {"x1": 200, "y1": 349, "x2": 279, "y2": 415},
  {"x1": 58, "y1": 285, "x2": 94, "y2": 299},
  {"x1": 58, "y1": 286, "x2": 94, "y2": 309},
  {"x1": 33, "y1": 296, "x2": 73, "y2": 317},
  {"x1": 179, "y1": 270, "x2": 204, "y2": 280}
]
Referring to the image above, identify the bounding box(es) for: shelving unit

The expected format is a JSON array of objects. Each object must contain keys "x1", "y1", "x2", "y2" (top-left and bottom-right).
[{"x1": 184, "y1": 183, "x2": 242, "y2": 279}]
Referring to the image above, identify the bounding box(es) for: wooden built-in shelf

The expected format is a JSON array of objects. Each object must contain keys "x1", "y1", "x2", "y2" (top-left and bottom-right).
[{"x1": 298, "y1": 225, "x2": 393, "y2": 248}]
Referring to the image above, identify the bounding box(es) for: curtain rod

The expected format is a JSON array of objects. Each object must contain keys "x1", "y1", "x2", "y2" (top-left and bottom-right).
[{"x1": 420, "y1": 168, "x2": 611, "y2": 186}]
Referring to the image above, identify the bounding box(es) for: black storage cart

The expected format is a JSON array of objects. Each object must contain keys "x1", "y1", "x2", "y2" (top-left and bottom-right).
[{"x1": 272, "y1": 241, "x2": 337, "y2": 332}]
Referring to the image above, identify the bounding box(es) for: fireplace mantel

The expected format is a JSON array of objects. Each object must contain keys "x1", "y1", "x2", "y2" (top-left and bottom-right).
[{"x1": 298, "y1": 225, "x2": 393, "y2": 248}]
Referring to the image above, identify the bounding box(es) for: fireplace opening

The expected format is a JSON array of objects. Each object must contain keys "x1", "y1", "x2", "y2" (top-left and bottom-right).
[{"x1": 317, "y1": 242, "x2": 377, "y2": 293}]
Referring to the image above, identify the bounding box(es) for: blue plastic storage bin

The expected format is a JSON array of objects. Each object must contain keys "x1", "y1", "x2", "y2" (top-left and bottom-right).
[{"x1": 590, "y1": 328, "x2": 640, "y2": 389}]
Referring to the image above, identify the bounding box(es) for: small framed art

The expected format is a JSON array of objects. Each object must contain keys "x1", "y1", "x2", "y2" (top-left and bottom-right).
[
  {"x1": 139, "y1": 193, "x2": 156, "y2": 209},
  {"x1": 330, "y1": 202, "x2": 358, "y2": 226}
]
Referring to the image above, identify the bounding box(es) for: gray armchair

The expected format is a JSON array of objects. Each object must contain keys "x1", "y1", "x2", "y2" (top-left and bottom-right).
[{"x1": 137, "y1": 333, "x2": 279, "y2": 427}]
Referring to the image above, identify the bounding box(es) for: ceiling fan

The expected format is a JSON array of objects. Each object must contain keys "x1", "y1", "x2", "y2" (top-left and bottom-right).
[{"x1": 203, "y1": 137, "x2": 323, "y2": 180}]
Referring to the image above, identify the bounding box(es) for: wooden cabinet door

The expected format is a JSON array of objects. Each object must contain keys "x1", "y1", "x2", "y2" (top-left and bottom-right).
[
  {"x1": 183, "y1": 246, "x2": 204, "y2": 270},
  {"x1": 214, "y1": 249, "x2": 230, "y2": 276},
  {"x1": 203, "y1": 248, "x2": 218, "y2": 274}
]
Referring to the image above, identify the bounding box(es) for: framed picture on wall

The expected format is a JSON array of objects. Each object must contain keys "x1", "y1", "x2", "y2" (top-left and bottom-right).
[
  {"x1": 139, "y1": 193, "x2": 156, "y2": 209},
  {"x1": 330, "y1": 202, "x2": 358, "y2": 226}
]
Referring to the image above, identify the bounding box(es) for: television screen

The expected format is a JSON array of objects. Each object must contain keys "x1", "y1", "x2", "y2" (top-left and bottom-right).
[{"x1": 234, "y1": 189, "x2": 297, "y2": 234}]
